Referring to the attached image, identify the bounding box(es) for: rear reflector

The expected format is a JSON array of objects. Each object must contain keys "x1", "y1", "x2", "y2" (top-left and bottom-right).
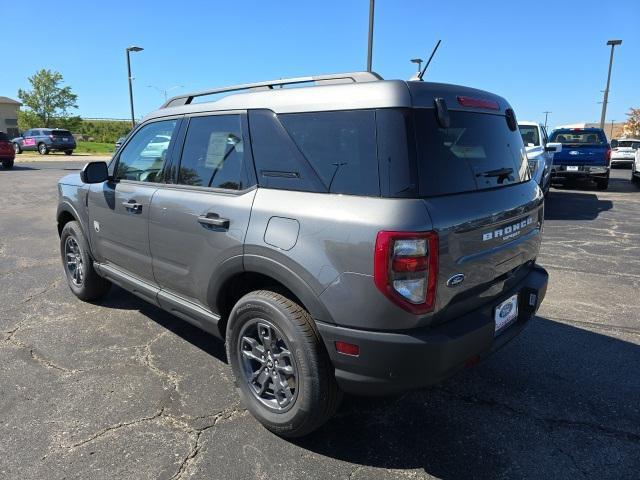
[
  {"x1": 335, "y1": 341, "x2": 360, "y2": 357},
  {"x1": 457, "y1": 96, "x2": 499, "y2": 110}
]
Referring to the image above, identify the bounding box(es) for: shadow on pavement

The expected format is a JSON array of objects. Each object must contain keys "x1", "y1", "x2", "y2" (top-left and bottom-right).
[
  {"x1": 545, "y1": 191, "x2": 613, "y2": 220},
  {"x1": 296, "y1": 317, "x2": 640, "y2": 478}
]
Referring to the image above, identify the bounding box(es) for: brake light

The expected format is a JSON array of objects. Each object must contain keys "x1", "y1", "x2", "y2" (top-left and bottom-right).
[
  {"x1": 374, "y1": 231, "x2": 438, "y2": 314},
  {"x1": 605, "y1": 148, "x2": 612, "y2": 166},
  {"x1": 457, "y1": 96, "x2": 499, "y2": 111}
]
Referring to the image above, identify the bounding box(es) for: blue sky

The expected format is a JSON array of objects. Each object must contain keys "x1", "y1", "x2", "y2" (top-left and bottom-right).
[{"x1": 0, "y1": 0, "x2": 637, "y2": 128}]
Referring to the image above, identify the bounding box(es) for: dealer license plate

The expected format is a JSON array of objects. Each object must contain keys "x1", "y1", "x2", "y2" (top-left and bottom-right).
[
  {"x1": 566, "y1": 165, "x2": 579, "y2": 171},
  {"x1": 494, "y1": 294, "x2": 518, "y2": 333}
]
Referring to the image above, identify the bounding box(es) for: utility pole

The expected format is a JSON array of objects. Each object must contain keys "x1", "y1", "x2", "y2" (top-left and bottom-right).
[
  {"x1": 366, "y1": 0, "x2": 375, "y2": 72},
  {"x1": 599, "y1": 40, "x2": 622, "y2": 130},
  {"x1": 610, "y1": 120, "x2": 615, "y2": 139},
  {"x1": 543, "y1": 111, "x2": 551, "y2": 130}
]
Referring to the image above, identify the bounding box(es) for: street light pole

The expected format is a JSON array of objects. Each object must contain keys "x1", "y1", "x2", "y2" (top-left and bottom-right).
[
  {"x1": 126, "y1": 46, "x2": 144, "y2": 128},
  {"x1": 543, "y1": 111, "x2": 551, "y2": 130},
  {"x1": 599, "y1": 40, "x2": 622, "y2": 130},
  {"x1": 366, "y1": 0, "x2": 375, "y2": 72}
]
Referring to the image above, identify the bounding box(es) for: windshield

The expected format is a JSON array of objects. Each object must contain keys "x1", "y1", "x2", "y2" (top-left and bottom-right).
[
  {"x1": 616, "y1": 140, "x2": 640, "y2": 149},
  {"x1": 414, "y1": 110, "x2": 529, "y2": 196},
  {"x1": 550, "y1": 130, "x2": 606, "y2": 145},
  {"x1": 519, "y1": 125, "x2": 540, "y2": 146}
]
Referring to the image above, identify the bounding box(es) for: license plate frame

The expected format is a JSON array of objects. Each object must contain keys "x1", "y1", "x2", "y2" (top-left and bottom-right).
[{"x1": 494, "y1": 293, "x2": 519, "y2": 334}]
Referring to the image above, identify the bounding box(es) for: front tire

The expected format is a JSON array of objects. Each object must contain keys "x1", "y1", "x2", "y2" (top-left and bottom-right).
[
  {"x1": 226, "y1": 290, "x2": 342, "y2": 438},
  {"x1": 38, "y1": 143, "x2": 49, "y2": 155},
  {"x1": 64, "y1": 150, "x2": 73, "y2": 155},
  {"x1": 60, "y1": 221, "x2": 111, "y2": 301},
  {"x1": 2, "y1": 158, "x2": 14, "y2": 169}
]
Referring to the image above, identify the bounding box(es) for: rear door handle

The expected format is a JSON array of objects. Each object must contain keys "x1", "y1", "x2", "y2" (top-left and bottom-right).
[
  {"x1": 197, "y1": 214, "x2": 230, "y2": 229},
  {"x1": 122, "y1": 200, "x2": 142, "y2": 212}
]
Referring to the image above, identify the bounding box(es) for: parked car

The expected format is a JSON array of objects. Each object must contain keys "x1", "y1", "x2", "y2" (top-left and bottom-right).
[
  {"x1": 549, "y1": 127, "x2": 611, "y2": 190},
  {"x1": 56, "y1": 72, "x2": 548, "y2": 437},
  {"x1": 12, "y1": 128, "x2": 76, "y2": 155},
  {"x1": 632, "y1": 148, "x2": 640, "y2": 185},
  {"x1": 0, "y1": 132, "x2": 15, "y2": 169},
  {"x1": 115, "y1": 136, "x2": 126, "y2": 151},
  {"x1": 518, "y1": 121, "x2": 561, "y2": 194},
  {"x1": 611, "y1": 138, "x2": 640, "y2": 168}
]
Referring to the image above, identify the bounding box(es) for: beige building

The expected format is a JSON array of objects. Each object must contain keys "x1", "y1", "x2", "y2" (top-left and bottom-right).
[{"x1": 0, "y1": 96, "x2": 21, "y2": 138}]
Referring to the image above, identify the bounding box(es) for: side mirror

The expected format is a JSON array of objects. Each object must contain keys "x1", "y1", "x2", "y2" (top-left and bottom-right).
[
  {"x1": 80, "y1": 161, "x2": 109, "y2": 184},
  {"x1": 545, "y1": 142, "x2": 562, "y2": 153}
]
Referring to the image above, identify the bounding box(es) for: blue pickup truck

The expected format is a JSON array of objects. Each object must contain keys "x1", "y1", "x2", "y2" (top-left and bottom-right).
[{"x1": 549, "y1": 128, "x2": 611, "y2": 190}]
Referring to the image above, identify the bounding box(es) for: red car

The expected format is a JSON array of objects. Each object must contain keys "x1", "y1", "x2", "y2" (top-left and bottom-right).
[{"x1": 0, "y1": 132, "x2": 15, "y2": 169}]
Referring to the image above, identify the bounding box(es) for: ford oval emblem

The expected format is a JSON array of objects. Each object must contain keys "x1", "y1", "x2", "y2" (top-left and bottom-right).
[
  {"x1": 446, "y1": 273, "x2": 465, "y2": 287},
  {"x1": 499, "y1": 302, "x2": 513, "y2": 318},
  {"x1": 569, "y1": 150, "x2": 579, "y2": 155}
]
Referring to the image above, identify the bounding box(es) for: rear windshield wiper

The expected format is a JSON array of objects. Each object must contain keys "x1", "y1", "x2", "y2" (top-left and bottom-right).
[{"x1": 479, "y1": 167, "x2": 513, "y2": 178}]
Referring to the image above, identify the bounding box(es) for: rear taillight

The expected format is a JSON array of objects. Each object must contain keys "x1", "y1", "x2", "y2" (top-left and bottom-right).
[
  {"x1": 605, "y1": 148, "x2": 612, "y2": 166},
  {"x1": 374, "y1": 231, "x2": 438, "y2": 314}
]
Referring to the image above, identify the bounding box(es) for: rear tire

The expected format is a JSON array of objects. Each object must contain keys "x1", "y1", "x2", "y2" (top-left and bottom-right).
[
  {"x1": 226, "y1": 290, "x2": 342, "y2": 438},
  {"x1": 13, "y1": 143, "x2": 21, "y2": 154},
  {"x1": 2, "y1": 158, "x2": 14, "y2": 169},
  {"x1": 64, "y1": 150, "x2": 73, "y2": 155},
  {"x1": 60, "y1": 221, "x2": 111, "y2": 301},
  {"x1": 38, "y1": 143, "x2": 49, "y2": 155}
]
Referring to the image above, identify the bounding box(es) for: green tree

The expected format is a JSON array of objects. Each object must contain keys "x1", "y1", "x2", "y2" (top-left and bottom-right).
[{"x1": 17, "y1": 69, "x2": 78, "y2": 128}]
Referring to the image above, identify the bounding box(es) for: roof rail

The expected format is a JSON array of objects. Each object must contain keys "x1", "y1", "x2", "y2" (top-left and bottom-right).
[{"x1": 160, "y1": 71, "x2": 382, "y2": 108}]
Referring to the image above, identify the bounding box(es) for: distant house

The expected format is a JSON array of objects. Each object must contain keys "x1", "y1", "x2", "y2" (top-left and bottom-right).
[{"x1": 0, "y1": 96, "x2": 21, "y2": 138}]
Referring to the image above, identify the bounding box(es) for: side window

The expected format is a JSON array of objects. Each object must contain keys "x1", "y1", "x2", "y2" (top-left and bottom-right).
[
  {"x1": 115, "y1": 119, "x2": 178, "y2": 182},
  {"x1": 248, "y1": 109, "x2": 324, "y2": 192},
  {"x1": 279, "y1": 110, "x2": 379, "y2": 196},
  {"x1": 177, "y1": 115, "x2": 250, "y2": 190}
]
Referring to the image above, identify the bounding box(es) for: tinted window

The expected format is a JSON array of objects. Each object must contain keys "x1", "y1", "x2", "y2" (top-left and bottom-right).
[
  {"x1": 280, "y1": 110, "x2": 379, "y2": 196},
  {"x1": 248, "y1": 109, "x2": 324, "y2": 192},
  {"x1": 376, "y1": 108, "x2": 418, "y2": 197},
  {"x1": 178, "y1": 115, "x2": 249, "y2": 190},
  {"x1": 51, "y1": 129, "x2": 71, "y2": 136},
  {"x1": 616, "y1": 140, "x2": 640, "y2": 149},
  {"x1": 519, "y1": 125, "x2": 540, "y2": 146},
  {"x1": 415, "y1": 109, "x2": 529, "y2": 196},
  {"x1": 115, "y1": 119, "x2": 178, "y2": 182},
  {"x1": 549, "y1": 129, "x2": 607, "y2": 145}
]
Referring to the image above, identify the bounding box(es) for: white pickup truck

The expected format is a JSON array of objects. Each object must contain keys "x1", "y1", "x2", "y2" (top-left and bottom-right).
[{"x1": 518, "y1": 121, "x2": 561, "y2": 194}]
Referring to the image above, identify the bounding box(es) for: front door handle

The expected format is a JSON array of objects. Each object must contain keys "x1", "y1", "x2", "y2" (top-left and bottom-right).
[
  {"x1": 197, "y1": 213, "x2": 230, "y2": 229},
  {"x1": 122, "y1": 200, "x2": 142, "y2": 212}
]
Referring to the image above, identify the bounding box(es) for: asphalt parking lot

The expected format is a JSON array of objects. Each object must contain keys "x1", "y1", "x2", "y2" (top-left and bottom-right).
[{"x1": 1, "y1": 161, "x2": 639, "y2": 479}]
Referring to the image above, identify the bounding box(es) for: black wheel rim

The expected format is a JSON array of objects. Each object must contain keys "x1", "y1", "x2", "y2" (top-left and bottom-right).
[
  {"x1": 64, "y1": 236, "x2": 84, "y2": 286},
  {"x1": 237, "y1": 319, "x2": 298, "y2": 412}
]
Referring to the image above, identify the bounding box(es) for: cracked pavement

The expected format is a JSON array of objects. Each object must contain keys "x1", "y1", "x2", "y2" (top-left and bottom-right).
[{"x1": 1, "y1": 162, "x2": 639, "y2": 479}]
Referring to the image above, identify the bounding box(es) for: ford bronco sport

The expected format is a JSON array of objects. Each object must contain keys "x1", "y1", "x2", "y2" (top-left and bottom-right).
[{"x1": 57, "y1": 72, "x2": 548, "y2": 437}]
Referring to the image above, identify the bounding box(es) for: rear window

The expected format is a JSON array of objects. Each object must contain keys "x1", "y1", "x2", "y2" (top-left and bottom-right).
[
  {"x1": 414, "y1": 109, "x2": 529, "y2": 196},
  {"x1": 51, "y1": 130, "x2": 71, "y2": 136},
  {"x1": 550, "y1": 130, "x2": 606, "y2": 145},
  {"x1": 616, "y1": 140, "x2": 640, "y2": 149},
  {"x1": 519, "y1": 125, "x2": 540, "y2": 146}
]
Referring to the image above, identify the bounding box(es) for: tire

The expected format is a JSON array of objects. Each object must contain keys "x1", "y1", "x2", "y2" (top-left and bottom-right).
[
  {"x1": 2, "y1": 158, "x2": 14, "y2": 169},
  {"x1": 38, "y1": 142, "x2": 49, "y2": 155},
  {"x1": 13, "y1": 143, "x2": 22, "y2": 154},
  {"x1": 60, "y1": 221, "x2": 111, "y2": 301},
  {"x1": 64, "y1": 150, "x2": 73, "y2": 155},
  {"x1": 596, "y1": 179, "x2": 609, "y2": 190},
  {"x1": 632, "y1": 173, "x2": 640, "y2": 186},
  {"x1": 226, "y1": 290, "x2": 342, "y2": 438}
]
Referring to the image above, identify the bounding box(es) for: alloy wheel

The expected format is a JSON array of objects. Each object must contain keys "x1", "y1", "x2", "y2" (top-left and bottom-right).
[
  {"x1": 65, "y1": 236, "x2": 84, "y2": 286},
  {"x1": 237, "y1": 319, "x2": 298, "y2": 412}
]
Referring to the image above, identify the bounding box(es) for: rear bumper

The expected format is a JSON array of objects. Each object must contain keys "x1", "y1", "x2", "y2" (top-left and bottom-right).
[
  {"x1": 551, "y1": 168, "x2": 609, "y2": 181},
  {"x1": 610, "y1": 158, "x2": 634, "y2": 165},
  {"x1": 317, "y1": 265, "x2": 548, "y2": 396},
  {"x1": 50, "y1": 142, "x2": 76, "y2": 150}
]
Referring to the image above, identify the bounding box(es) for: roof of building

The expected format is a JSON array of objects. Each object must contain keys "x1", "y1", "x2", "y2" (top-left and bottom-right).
[{"x1": 0, "y1": 96, "x2": 21, "y2": 105}]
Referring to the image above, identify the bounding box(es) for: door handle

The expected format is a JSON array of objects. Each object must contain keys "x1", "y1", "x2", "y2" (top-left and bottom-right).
[
  {"x1": 197, "y1": 214, "x2": 230, "y2": 229},
  {"x1": 122, "y1": 200, "x2": 142, "y2": 212}
]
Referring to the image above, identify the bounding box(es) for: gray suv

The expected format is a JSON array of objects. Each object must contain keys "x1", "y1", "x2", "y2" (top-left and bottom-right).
[{"x1": 56, "y1": 72, "x2": 548, "y2": 437}]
